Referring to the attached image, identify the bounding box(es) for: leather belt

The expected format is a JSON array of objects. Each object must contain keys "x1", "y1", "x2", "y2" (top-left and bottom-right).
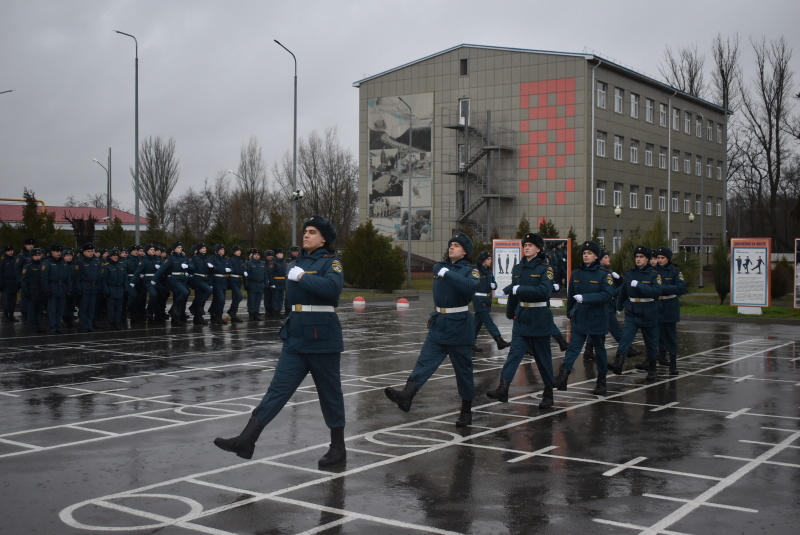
[
  {"x1": 170, "y1": 272, "x2": 185, "y2": 276},
  {"x1": 519, "y1": 301, "x2": 547, "y2": 308},
  {"x1": 434, "y1": 306, "x2": 469, "y2": 313},
  {"x1": 229, "y1": 274, "x2": 241, "y2": 278},
  {"x1": 194, "y1": 274, "x2": 208, "y2": 278},
  {"x1": 629, "y1": 298, "x2": 654, "y2": 303},
  {"x1": 293, "y1": 305, "x2": 335, "y2": 312},
  {"x1": 474, "y1": 292, "x2": 489, "y2": 297},
  {"x1": 214, "y1": 274, "x2": 228, "y2": 278},
  {"x1": 659, "y1": 294, "x2": 677, "y2": 300}
]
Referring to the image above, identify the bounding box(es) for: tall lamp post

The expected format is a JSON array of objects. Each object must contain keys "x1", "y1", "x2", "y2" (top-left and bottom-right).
[
  {"x1": 398, "y1": 97, "x2": 413, "y2": 289},
  {"x1": 688, "y1": 212, "x2": 696, "y2": 281},
  {"x1": 92, "y1": 148, "x2": 112, "y2": 228},
  {"x1": 115, "y1": 30, "x2": 140, "y2": 244},
  {"x1": 614, "y1": 205, "x2": 622, "y2": 253},
  {"x1": 274, "y1": 40, "x2": 298, "y2": 248}
]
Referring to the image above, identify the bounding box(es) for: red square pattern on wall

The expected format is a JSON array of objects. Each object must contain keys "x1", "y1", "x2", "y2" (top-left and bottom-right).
[{"x1": 518, "y1": 77, "x2": 575, "y2": 206}]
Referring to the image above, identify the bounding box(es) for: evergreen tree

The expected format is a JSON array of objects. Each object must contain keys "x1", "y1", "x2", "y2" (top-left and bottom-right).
[
  {"x1": 340, "y1": 220, "x2": 404, "y2": 292},
  {"x1": 97, "y1": 217, "x2": 132, "y2": 248},
  {"x1": 711, "y1": 237, "x2": 730, "y2": 304},
  {"x1": 19, "y1": 189, "x2": 62, "y2": 246},
  {"x1": 143, "y1": 210, "x2": 168, "y2": 246},
  {"x1": 256, "y1": 209, "x2": 290, "y2": 252},
  {"x1": 567, "y1": 227, "x2": 581, "y2": 269},
  {"x1": 515, "y1": 214, "x2": 531, "y2": 239},
  {"x1": 206, "y1": 218, "x2": 239, "y2": 250},
  {"x1": 538, "y1": 218, "x2": 560, "y2": 238}
]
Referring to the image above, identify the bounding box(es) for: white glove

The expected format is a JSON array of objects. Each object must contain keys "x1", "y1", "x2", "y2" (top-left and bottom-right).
[
  {"x1": 155, "y1": 264, "x2": 160, "y2": 269},
  {"x1": 575, "y1": 294, "x2": 583, "y2": 303},
  {"x1": 288, "y1": 266, "x2": 305, "y2": 281},
  {"x1": 612, "y1": 271, "x2": 620, "y2": 279},
  {"x1": 630, "y1": 280, "x2": 638, "y2": 288},
  {"x1": 490, "y1": 282, "x2": 497, "y2": 290},
  {"x1": 129, "y1": 283, "x2": 135, "y2": 288},
  {"x1": 270, "y1": 285, "x2": 276, "y2": 288},
  {"x1": 512, "y1": 285, "x2": 520, "y2": 295},
  {"x1": 181, "y1": 263, "x2": 188, "y2": 269},
  {"x1": 243, "y1": 271, "x2": 248, "y2": 277},
  {"x1": 151, "y1": 281, "x2": 156, "y2": 286},
  {"x1": 617, "y1": 310, "x2": 623, "y2": 315},
  {"x1": 553, "y1": 283, "x2": 560, "y2": 292},
  {"x1": 437, "y1": 267, "x2": 449, "y2": 277},
  {"x1": 140, "y1": 274, "x2": 144, "y2": 279},
  {"x1": 225, "y1": 267, "x2": 232, "y2": 273},
  {"x1": 207, "y1": 262, "x2": 214, "y2": 268}
]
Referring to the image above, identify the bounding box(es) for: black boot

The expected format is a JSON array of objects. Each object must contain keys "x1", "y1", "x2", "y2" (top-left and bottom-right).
[
  {"x1": 471, "y1": 345, "x2": 483, "y2": 353},
  {"x1": 229, "y1": 314, "x2": 243, "y2": 323},
  {"x1": 645, "y1": 360, "x2": 658, "y2": 381},
  {"x1": 213, "y1": 416, "x2": 265, "y2": 459},
  {"x1": 583, "y1": 343, "x2": 595, "y2": 360},
  {"x1": 657, "y1": 349, "x2": 670, "y2": 366},
  {"x1": 555, "y1": 334, "x2": 569, "y2": 352},
  {"x1": 455, "y1": 398, "x2": 472, "y2": 428},
  {"x1": 493, "y1": 335, "x2": 511, "y2": 350},
  {"x1": 193, "y1": 315, "x2": 209, "y2": 326},
  {"x1": 609, "y1": 353, "x2": 626, "y2": 375},
  {"x1": 554, "y1": 368, "x2": 570, "y2": 391},
  {"x1": 592, "y1": 373, "x2": 607, "y2": 395},
  {"x1": 627, "y1": 347, "x2": 642, "y2": 357},
  {"x1": 384, "y1": 381, "x2": 417, "y2": 412},
  {"x1": 318, "y1": 426, "x2": 347, "y2": 468},
  {"x1": 634, "y1": 359, "x2": 649, "y2": 370},
  {"x1": 669, "y1": 354, "x2": 679, "y2": 375},
  {"x1": 538, "y1": 386, "x2": 554, "y2": 409},
  {"x1": 486, "y1": 378, "x2": 510, "y2": 402},
  {"x1": 210, "y1": 314, "x2": 224, "y2": 325}
]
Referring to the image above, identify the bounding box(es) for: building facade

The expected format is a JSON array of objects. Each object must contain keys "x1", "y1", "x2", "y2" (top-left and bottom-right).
[{"x1": 354, "y1": 44, "x2": 726, "y2": 265}]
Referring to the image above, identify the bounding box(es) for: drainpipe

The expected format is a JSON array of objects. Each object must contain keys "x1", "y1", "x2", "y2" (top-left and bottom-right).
[{"x1": 666, "y1": 89, "x2": 677, "y2": 240}]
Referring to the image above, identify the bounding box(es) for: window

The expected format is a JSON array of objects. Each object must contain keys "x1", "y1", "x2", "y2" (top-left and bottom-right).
[
  {"x1": 706, "y1": 157, "x2": 713, "y2": 178},
  {"x1": 706, "y1": 196, "x2": 712, "y2": 216},
  {"x1": 695, "y1": 156, "x2": 702, "y2": 176},
  {"x1": 645, "y1": 188, "x2": 653, "y2": 210},
  {"x1": 672, "y1": 149, "x2": 680, "y2": 172},
  {"x1": 717, "y1": 124, "x2": 722, "y2": 143},
  {"x1": 597, "y1": 229, "x2": 606, "y2": 248},
  {"x1": 717, "y1": 161, "x2": 723, "y2": 180},
  {"x1": 695, "y1": 194, "x2": 701, "y2": 216},
  {"x1": 596, "y1": 131, "x2": 607, "y2": 157},
  {"x1": 696, "y1": 117, "x2": 703, "y2": 137},
  {"x1": 613, "y1": 183, "x2": 623, "y2": 207},
  {"x1": 673, "y1": 108, "x2": 680, "y2": 130},
  {"x1": 458, "y1": 98, "x2": 470, "y2": 125},
  {"x1": 459, "y1": 59, "x2": 468, "y2": 76},
  {"x1": 684, "y1": 152, "x2": 691, "y2": 174},
  {"x1": 458, "y1": 144, "x2": 466, "y2": 169},
  {"x1": 630, "y1": 93, "x2": 639, "y2": 118},
  {"x1": 685, "y1": 111, "x2": 692, "y2": 134},
  {"x1": 645, "y1": 98, "x2": 654, "y2": 122},
  {"x1": 716, "y1": 198, "x2": 722, "y2": 216},
  {"x1": 659, "y1": 103, "x2": 668, "y2": 126},
  {"x1": 630, "y1": 185, "x2": 639, "y2": 209},
  {"x1": 659, "y1": 190, "x2": 667, "y2": 212},
  {"x1": 614, "y1": 87, "x2": 624, "y2": 113},
  {"x1": 671, "y1": 233, "x2": 679, "y2": 253},
  {"x1": 630, "y1": 139, "x2": 639, "y2": 163},
  {"x1": 684, "y1": 193, "x2": 691, "y2": 214},
  {"x1": 613, "y1": 230, "x2": 622, "y2": 253},
  {"x1": 672, "y1": 191, "x2": 679, "y2": 213},
  {"x1": 597, "y1": 81, "x2": 607, "y2": 108},
  {"x1": 645, "y1": 143, "x2": 653, "y2": 166},
  {"x1": 614, "y1": 135, "x2": 623, "y2": 160},
  {"x1": 707, "y1": 120, "x2": 713, "y2": 140},
  {"x1": 596, "y1": 180, "x2": 606, "y2": 205},
  {"x1": 659, "y1": 147, "x2": 667, "y2": 169}
]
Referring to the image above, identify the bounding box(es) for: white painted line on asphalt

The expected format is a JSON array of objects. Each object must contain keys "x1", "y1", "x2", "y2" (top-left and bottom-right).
[
  {"x1": 650, "y1": 401, "x2": 679, "y2": 412},
  {"x1": 603, "y1": 456, "x2": 647, "y2": 476},
  {"x1": 67, "y1": 425, "x2": 118, "y2": 436},
  {"x1": 66, "y1": 388, "x2": 129, "y2": 398},
  {"x1": 0, "y1": 437, "x2": 42, "y2": 450},
  {"x1": 735, "y1": 374, "x2": 753, "y2": 382},
  {"x1": 642, "y1": 493, "x2": 758, "y2": 513},
  {"x1": 508, "y1": 445, "x2": 558, "y2": 463},
  {"x1": 715, "y1": 455, "x2": 800, "y2": 469},
  {"x1": 740, "y1": 439, "x2": 800, "y2": 449},
  {"x1": 725, "y1": 407, "x2": 751, "y2": 419}
]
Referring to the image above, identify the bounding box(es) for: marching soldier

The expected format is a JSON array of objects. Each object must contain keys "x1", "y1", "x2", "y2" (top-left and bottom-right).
[
  {"x1": 385, "y1": 233, "x2": 479, "y2": 427},
  {"x1": 471, "y1": 250, "x2": 510, "y2": 352},
  {"x1": 20, "y1": 247, "x2": 46, "y2": 333},
  {"x1": 15, "y1": 237, "x2": 36, "y2": 320},
  {"x1": 1, "y1": 244, "x2": 18, "y2": 322},
  {"x1": 101, "y1": 248, "x2": 127, "y2": 330},
  {"x1": 133, "y1": 244, "x2": 167, "y2": 323},
  {"x1": 655, "y1": 246, "x2": 686, "y2": 375},
  {"x1": 262, "y1": 249, "x2": 274, "y2": 316},
  {"x1": 42, "y1": 243, "x2": 72, "y2": 334},
  {"x1": 209, "y1": 244, "x2": 231, "y2": 324},
  {"x1": 268, "y1": 248, "x2": 287, "y2": 317},
  {"x1": 284, "y1": 245, "x2": 300, "y2": 316},
  {"x1": 153, "y1": 242, "x2": 190, "y2": 325},
  {"x1": 244, "y1": 250, "x2": 266, "y2": 320},
  {"x1": 188, "y1": 243, "x2": 213, "y2": 325},
  {"x1": 76, "y1": 243, "x2": 103, "y2": 332},
  {"x1": 227, "y1": 245, "x2": 245, "y2": 323}
]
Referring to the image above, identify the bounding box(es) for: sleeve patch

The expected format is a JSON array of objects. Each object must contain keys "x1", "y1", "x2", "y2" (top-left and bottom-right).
[
  {"x1": 332, "y1": 260, "x2": 343, "y2": 273},
  {"x1": 472, "y1": 269, "x2": 480, "y2": 279},
  {"x1": 656, "y1": 275, "x2": 663, "y2": 285},
  {"x1": 546, "y1": 268, "x2": 554, "y2": 280},
  {"x1": 678, "y1": 272, "x2": 684, "y2": 281},
  {"x1": 607, "y1": 274, "x2": 613, "y2": 285}
]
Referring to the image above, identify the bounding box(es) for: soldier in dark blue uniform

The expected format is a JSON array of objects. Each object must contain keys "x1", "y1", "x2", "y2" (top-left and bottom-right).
[
  {"x1": 385, "y1": 233, "x2": 480, "y2": 427},
  {"x1": 471, "y1": 250, "x2": 510, "y2": 353},
  {"x1": 227, "y1": 245, "x2": 245, "y2": 323},
  {"x1": 153, "y1": 242, "x2": 190, "y2": 325},
  {"x1": 101, "y1": 248, "x2": 128, "y2": 330},
  {"x1": 1, "y1": 244, "x2": 18, "y2": 323},
  {"x1": 188, "y1": 243, "x2": 213, "y2": 325},
  {"x1": 20, "y1": 247, "x2": 46, "y2": 332},
  {"x1": 268, "y1": 248, "x2": 288, "y2": 318},
  {"x1": 263, "y1": 249, "x2": 274, "y2": 316},
  {"x1": 486, "y1": 233, "x2": 556, "y2": 409},
  {"x1": 609, "y1": 245, "x2": 663, "y2": 380},
  {"x1": 60, "y1": 249, "x2": 78, "y2": 327},
  {"x1": 42, "y1": 243, "x2": 72, "y2": 334},
  {"x1": 284, "y1": 245, "x2": 300, "y2": 316},
  {"x1": 215, "y1": 215, "x2": 347, "y2": 468},
  {"x1": 76, "y1": 243, "x2": 103, "y2": 332},
  {"x1": 655, "y1": 246, "x2": 686, "y2": 375},
  {"x1": 15, "y1": 237, "x2": 36, "y2": 320},
  {"x1": 244, "y1": 250, "x2": 266, "y2": 320},
  {"x1": 555, "y1": 240, "x2": 614, "y2": 394},
  {"x1": 209, "y1": 244, "x2": 231, "y2": 324},
  {"x1": 133, "y1": 245, "x2": 165, "y2": 323}
]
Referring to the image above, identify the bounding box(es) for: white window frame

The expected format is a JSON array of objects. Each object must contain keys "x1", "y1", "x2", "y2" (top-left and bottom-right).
[
  {"x1": 695, "y1": 156, "x2": 702, "y2": 176},
  {"x1": 696, "y1": 117, "x2": 703, "y2": 137},
  {"x1": 597, "y1": 81, "x2": 607, "y2": 109},
  {"x1": 645, "y1": 144, "x2": 653, "y2": 166},
  {"x1": 630, "y1": 139, "x2": 639, "y2": 163},
  {"x1": 630, "y1": 93, "x2": 639, "y2": 118},
  {"x1": 716, "y1": 199, "x2": 722, "y2": 216},
  {"x1": 684, "y1": 153, "x2": 691, "y2": 174},
  {"x1": 614, "y1": 135, "x2": 623, "y2": 160},
  {"x1": 629, "y1": 185, "x2": 639, "y2": 209},
  {"x1": 717, "y1": 164, "x2": 722, "y2": 180},
  {"x1": 695, "y1": 195, "x2": 701, "y2": 216},
  {"x1": 613, "y1": 184, "x2": 623, "y2": 207},
  {"x1": 659, "y1": 147, "x2": 667, "y2": 169},
  {"x1": 684, "y1": 194, "x2": 691, "y2": 214},
  {"x1": 596, "y1": 131, "x2": 607, "y2": 157},
  {"x1": 614, "y1": 87, "x2": 624, "y2": 113},
  {"x1": 706, "y1": 158, "x2": 712, "y2": 178},
  {"x1": 596, "y1": 180, "x2": 606, "y2": 206},
  {"x1": 644, "y1": 188, "x2": 653, "y2": 210},
  {"x1": 645, "y1": 99, "x2": 654, "y2": 123},
  {"x1": 671, "y1": 235, "x2": 678, "y2": 252},
  {"x1": 659, "y1": 190, "x2": 667, "y2": 212},
  {"x1": 717, "y1": 124, "x2": 722, "y2": 143},
  {"x1": 672, "y1": 150, "x2": 680, "y2": 172},
  {"x1": 706, "y1": 197, "x2": 712, "y2": 216},
  {"x1": 671, "y1": 192, "x2": 679, "y2": 213},
  {"x1": 672, "y1": 108, "x2": 680, "y2": 130},
  {"x1": 659, "y1": 103, "x2": 668, "y2": 127},
  {"x1": 707, "y1": 120, "x2": 713, "y2": 141},
  {"x1": 685, "y1": 111, "x2": 691, "y2": 134}
]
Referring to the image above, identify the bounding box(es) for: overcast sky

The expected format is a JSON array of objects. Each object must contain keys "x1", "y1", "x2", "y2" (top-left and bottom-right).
[{"x1": 3, "y1": 0, "x2": 799, "y2": 213}]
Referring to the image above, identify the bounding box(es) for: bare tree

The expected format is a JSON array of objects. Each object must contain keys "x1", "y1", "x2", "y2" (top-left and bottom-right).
[
  {"x1": 64, "y1": 192, "x2": 123, "y2": 210},
  {"x1": 231, "y1": 136, "x2": 270, "y2": 246},
  {"x1": 273, "y1": 127, "x2": 358, "y2": 245},
  {"x1": 659, "y1": 43, "x2": 706, "y2": 97},
  {"x1": 711, "y1": 33, "x2": 742, "y2": 111},
  {"x1": 133, "y1": 136, "x2": 180, "y2": 228}
]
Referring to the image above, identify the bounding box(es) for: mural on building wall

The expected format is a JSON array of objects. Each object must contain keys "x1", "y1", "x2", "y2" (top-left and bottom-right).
[
  {"x1": 367, "y1": 93, "x2": 433, "y2": 241},
  {"x1": 518, "y1": 78, "x2": 578, "y2": 205}
]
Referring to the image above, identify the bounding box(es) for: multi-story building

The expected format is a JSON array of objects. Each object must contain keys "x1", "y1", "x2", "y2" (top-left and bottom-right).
[{"x1": 354, "y1": 44, "x2": 726, "y2": 266}]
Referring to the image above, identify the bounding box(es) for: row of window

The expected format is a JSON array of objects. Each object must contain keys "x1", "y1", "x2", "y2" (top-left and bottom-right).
[
  {"x1": 597, "y1": 230, "x2": 706, "y2": 255},
  {"x1": 597, "y1": 82, "x2": 723, "y2": 143},
  {"x1": 596, "y1": 182, "x2": 722, "y2": 216},
  {"x1": 596, "y1": 131, "x2": 724, "y2": 179}
]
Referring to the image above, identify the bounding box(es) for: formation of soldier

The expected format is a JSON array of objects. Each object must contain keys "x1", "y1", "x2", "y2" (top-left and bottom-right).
[{"x1": 0, "y1": 237, "x2": 301, "y2": 333}]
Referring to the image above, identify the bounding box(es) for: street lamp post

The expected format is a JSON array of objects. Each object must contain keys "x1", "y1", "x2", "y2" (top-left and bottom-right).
[
  {"x1": 274, "y1": 40, "x2": 298, "y2": 249},
  {"x1": 688, "y1": 213, "x2": 696, "y2": 275},
  {"x1": 92, "y1": 147, "x2": 112, "y2": 228},
  {"x1": 398, "y1": 97, "x2": 413, "y2": 289},
  {"x1": 614, "y1": 205, "x2": 622, "y2": 253},
  {"x1": 115, "y1": 30, "x2": 140, "y2": 244}
]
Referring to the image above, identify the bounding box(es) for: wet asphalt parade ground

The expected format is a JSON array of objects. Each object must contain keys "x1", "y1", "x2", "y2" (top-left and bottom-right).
[{"x1": 1, "y1": 295, "x2": 799, "y2": 535}]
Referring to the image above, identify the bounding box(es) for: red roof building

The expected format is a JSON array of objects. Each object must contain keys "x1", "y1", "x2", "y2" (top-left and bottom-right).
[{"x1": 0, "y1": 204, "x2": 148, "y2": 232}]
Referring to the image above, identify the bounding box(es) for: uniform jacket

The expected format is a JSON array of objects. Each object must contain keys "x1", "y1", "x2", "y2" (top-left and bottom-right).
[
  {"x1": 14, "y1": 250, "x2": 33, "y2": 283},
  {"x1": 42, "y1": 257, "x2": 72, "y2": 297},
  {"x1": 190, "y1": 252, "x2": 213, "y2": 286},
  {"x1": 657, "y1": 262, "x2": 686, "y2": 323},
  {"x1": 566, "y1": 261, "x2": 614, "y2": 335},
  {"x1": 503, "y1": 255, "x2": 554, "y2": 337},
  {"x1": 1, "y1": 253, "x2": 18, "y2": 292},
  {"x1": 21, "y1": 258, "x2": 45, "y2": 300},
  {"x1": 268, "y1": 257, "x2": 287, "y2": 290},
  {"x1": 228, "y1": 255, "x2": 245, "y2": 287},
  {"x1": 427, "y1": 257, "x2": 479, "y2": 345},
  {"x1": 154, "y1": 252, "x2": 189, "y2": 286},
  {"x1": 280, "y1": 247, "x2": 344, "y2": 354},
  {"x1": 210, "y1": 253, "x2": 231, "y2": 288},
  {"x1": 244, "y1": 259, "x2": 266, "y2": 292},
  {"x1": 472, "y1": 262, "x2": 496, "y2": 310},
  {"x1": 75, "y1": 254, "x2": 102, "y2": 295},
  {"x1": 101, "y1": 259, "x2": 128, "y2": 298},
  {"x1": 617, "y1": 264, "x2": 662, "y2": 327}
]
